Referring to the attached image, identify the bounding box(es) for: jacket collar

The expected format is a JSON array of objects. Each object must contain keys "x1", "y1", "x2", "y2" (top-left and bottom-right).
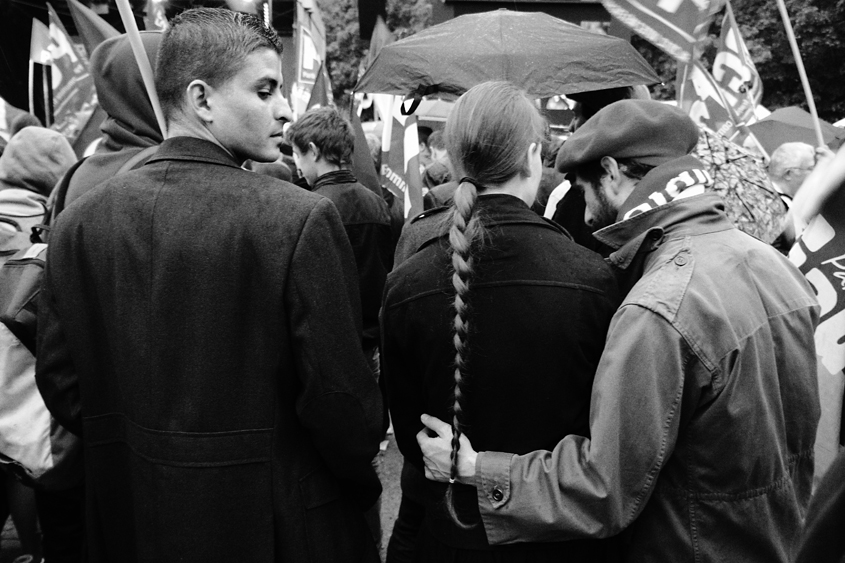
[
  {"x1": 313, "y1": 169, "x2": 358, "y2": 191},
  {"x1": 146, "y1": 137, "x2": 243, "y2": 170},
  {"x1": 594, "y1": 192, "x2": 735, "y2": 271}
]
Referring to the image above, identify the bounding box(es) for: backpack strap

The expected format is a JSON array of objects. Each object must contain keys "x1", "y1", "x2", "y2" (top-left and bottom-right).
[
  {"x1": 117, "y1": 145, "x2": 159, "y2": 174},
  {"x1": 48, "y1": 157, "x2": 89, "y2": 227}
]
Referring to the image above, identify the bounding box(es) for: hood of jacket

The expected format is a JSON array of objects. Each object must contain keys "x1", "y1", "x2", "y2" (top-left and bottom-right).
[
  {"x1": 0, "y1": 126, "x2": 77, "y2": 197},
  {"x1": 91, "y1": 31, "x2": 163, "y2": 153}
]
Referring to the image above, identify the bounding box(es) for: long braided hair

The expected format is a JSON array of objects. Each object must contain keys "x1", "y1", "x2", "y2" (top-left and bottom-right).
[{"x1": 443, "y1": 81, "x2": 546, "y2": 527}]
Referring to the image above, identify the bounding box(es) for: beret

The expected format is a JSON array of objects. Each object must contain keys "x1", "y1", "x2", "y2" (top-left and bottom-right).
[{"x1": 557, "y1": 100, "x2": 700, "y2": 172}]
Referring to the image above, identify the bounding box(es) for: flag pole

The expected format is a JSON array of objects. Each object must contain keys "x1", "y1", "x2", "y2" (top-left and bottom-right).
[
  {"x1": 28, "y1": 61, "x2": 35, "y2": 115},
  {"x1": 774, "y1": 0, "x2": 825, "y2": 148},
  {"x1": 114, "y1": 0, "x2": 167, "y2": 136},
  {"x1": 41, "y1": 64, "x2": 52, "y2": 127}
]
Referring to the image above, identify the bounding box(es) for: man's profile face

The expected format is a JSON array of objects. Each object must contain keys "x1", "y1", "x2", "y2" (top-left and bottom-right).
[
  {"x1": 575, "y1": 173, "x2": 618, "y2": 231},
  {"x1": 206, "y1": 48, "x2": 292, "y2": 163}
]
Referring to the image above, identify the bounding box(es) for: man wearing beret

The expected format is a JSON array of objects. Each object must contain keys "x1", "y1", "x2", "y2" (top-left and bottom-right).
[{"x1": 417, "y1": 100, "x2": 821, "y2": 562}]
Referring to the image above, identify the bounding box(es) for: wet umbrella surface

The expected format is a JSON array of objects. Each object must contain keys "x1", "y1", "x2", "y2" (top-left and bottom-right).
[{"x1": 355, "y1": 9, "x2": 660, "y2": 98}]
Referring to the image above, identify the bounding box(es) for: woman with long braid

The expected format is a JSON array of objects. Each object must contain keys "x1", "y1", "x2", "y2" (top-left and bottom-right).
[{"x1": 382, "y1": 81, "x2": 622, "y2": 562}]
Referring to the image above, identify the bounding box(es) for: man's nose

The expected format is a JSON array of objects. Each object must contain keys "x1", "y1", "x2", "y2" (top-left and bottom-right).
[{"x1": 276, "y1": 95, "x2": 293, "y2": 123}]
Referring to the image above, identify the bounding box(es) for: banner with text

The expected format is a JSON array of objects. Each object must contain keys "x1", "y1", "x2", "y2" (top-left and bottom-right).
[{"x1": 789, "y1": 187, "x2": 845, "y2": 477}]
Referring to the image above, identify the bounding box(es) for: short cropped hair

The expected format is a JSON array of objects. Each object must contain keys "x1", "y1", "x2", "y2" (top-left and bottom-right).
[
  {"x1": 155, "y1": 8, "x2": 283, "y2": 123},
  {"x1": 286, "y1": 107, "x2": 355, "y2": 167}
]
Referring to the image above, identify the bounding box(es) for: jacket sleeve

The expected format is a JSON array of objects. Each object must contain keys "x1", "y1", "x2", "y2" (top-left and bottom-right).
[
  {"x1": 287, "y1": 198, "x2": 383, "y2": 510},
  {"x1": 476, "y1": 304, "x2": 691, "y2": 543},
  {"x1": 35, "y1": 249, "x2": 82, "y2": 436}
]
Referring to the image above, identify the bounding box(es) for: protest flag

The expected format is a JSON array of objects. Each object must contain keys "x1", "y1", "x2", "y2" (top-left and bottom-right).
[
  {"x1": 46, "y1": 3, "x2": 98, "y2": 144},
  {"x1": 306, "y1": 63, "x2": 332, "y2": 110},
  {"x1": 712, "y1": 1, "x2": 761, "y2": 124},
  {"x1": 601, "y1": 0, "x2": 724, "y2": 63},
  {"x1": 29, "y1": 19, "x2": 52, "y2": 123},
  {"x1": 789, "y1": 183, "x2": 845, "y2": 479},
  {"x1": 364, "y1": 15, "x2": 393, "y2": 70},
  {"x1": 349, "y1": 107, "x2": 383, "y2": 196},
  {"x1": 677, "y1": 61, "x2": 760, "y2": 148},
  {"x1": 66, "y1": 0, "x2": 120, "y2": 58},
  {"x1": 380, "y1": 96, "x2": 424, "y2": 220}
]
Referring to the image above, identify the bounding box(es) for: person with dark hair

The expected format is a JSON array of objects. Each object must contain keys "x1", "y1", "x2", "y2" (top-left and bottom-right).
[
  {"x1": 382, "y1": 81, "x2": 620, "y2": 562},
  {"x1": 418, "y1": 100, "x2": 820, "y2": 563},
  {"x1": 421, "y1": 130, "x2": 451, "y2": 191},
  {"x1": 286, "y1": 106, "x2": 393, "y2": 359},
  {"x1": 35, "y1": 8, "x2": 383, "y2": 562},
  {"x1": 544, "y1": 85, "x2": 651, "y2": 255}
]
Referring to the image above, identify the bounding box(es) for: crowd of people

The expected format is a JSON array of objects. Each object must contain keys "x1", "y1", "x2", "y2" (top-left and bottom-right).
[{"x1": 0, "y1": 6, "x2": 843, "y2": 563}]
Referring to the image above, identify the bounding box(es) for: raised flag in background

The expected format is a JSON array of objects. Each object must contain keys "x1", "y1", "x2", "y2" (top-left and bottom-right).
[
  {"x1": 677, "y1": 61, "x2": 756, "y2": 146},
  {"x1": 789, "y1": 187, "x2": 845, "y2": 479},
  {"x1": 306, "y1": 63, "x2": 332, "y2": 110},
  {"x1": 29, "y1": 19, "x2": 52, "y2": 122},
  {"x1": 713, "y1": 1, "x2": 762, "y2": 124},
  {"x1": 602, "y1": 0, "x2": 724, "y2": 62},
  {"x1": 380, "y1": 96, "x2": 423, "y2": 220},
  {"x1": 66, "y1": 0, "x2": 120, "y2": 58},
  {"x1": 47, "y1": 3, "x2": 97, "y2": 144}
]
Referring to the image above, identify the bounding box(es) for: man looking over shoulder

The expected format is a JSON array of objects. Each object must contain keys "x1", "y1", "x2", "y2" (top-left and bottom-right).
[
  {"x1": 418, "y1": 100, "x2": 820, "y2": 563},
  {"x1": 36, "y1": 9, "x2": 383, "y2": 562}
]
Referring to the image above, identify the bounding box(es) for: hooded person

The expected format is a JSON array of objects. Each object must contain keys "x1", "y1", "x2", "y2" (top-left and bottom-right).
[
  {"x1": 0, "y1": 126, "x2": 76, "y2": 261},
  {"x1": 59, "y1": 31, "x2": 163, "y2": 214}
]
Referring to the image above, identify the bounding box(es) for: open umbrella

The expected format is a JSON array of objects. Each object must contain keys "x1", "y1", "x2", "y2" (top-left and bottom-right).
[
  {"x1": 696, "y1": 128, "x2": 786, "y2": 243},
  {"x1": 355, "y1": 9, "x2": 660, "y2": 99},
  {"x1": 748, "y1": 107, "x2": 845, "y2": 154}
]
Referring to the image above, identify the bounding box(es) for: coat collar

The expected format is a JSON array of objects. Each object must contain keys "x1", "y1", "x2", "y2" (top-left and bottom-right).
[
  {"x1": 594, "y1": 193, "x2": 735, "y2": 271},
  {"x1": 146, "y1": 137, "x2": 243, "y2": 170},
  {"x1": 313, "y1": 169, "x2": 358, "y2": 191}
]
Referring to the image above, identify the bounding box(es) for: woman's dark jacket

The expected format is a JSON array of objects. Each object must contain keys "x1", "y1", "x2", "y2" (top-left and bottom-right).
[{"x1": 382, "y1": 194, "x2": 621, "y2": 559}]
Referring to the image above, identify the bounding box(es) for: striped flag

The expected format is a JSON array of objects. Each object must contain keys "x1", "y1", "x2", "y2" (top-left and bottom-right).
[
  {"x1": 712, "y1": 2, "x2": 762, "y2": 124},
  {"x1": 677, "y1": 61, "x2": 756, "y2": 147},
  {"x1": 380, "y1": 96, "x2": 424, "y2": 220},
  {"x1": 602, "y1": 0, "x2": 724, "y2": 63}
]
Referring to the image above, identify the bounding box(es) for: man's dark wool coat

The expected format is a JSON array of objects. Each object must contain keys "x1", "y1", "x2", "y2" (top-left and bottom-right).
[{"x1": 35, "y1": 137, "x2": 384, "y2": 563}]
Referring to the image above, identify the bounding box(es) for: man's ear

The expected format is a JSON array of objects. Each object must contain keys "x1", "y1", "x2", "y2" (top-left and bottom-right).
[
  {"x1": 307, "y1": 142, "x2": 322, "y2": 162},
  {"x1": 186, "y1": 79, "x2": 213, "y2": 124},
  {"x1": 600, "y1": 156, "x2": 623, "y2": 195}
]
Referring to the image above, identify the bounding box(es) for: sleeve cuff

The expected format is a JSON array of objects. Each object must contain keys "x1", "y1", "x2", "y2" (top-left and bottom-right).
[{"x1": 476, "y1": 450, "x2": 515, "y2": 510}]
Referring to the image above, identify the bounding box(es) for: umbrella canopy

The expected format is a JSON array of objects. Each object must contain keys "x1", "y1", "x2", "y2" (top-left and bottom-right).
[
  {"x1": 696, "y1": 128, "x2": 786, "y2": 244},
  {"x1": 355, "y1": 9, "x2": 660, "y2": 99},
  {"x1": 748, "y1": 106, "x2": 845, "y2": 155}
]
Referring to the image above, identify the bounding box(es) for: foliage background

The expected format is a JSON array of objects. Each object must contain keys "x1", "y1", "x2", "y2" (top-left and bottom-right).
[{"x1": 320, "y1": 0, "x2": 845, "y2": 121}]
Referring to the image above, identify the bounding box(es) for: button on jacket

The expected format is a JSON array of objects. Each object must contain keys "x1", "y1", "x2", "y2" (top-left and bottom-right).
[
  {"x1": 382, "y1": 194, "x2": 621, "y2": 559},
  {"x1": 475, "y1": 191, "x2": 821, "y2": 563}
]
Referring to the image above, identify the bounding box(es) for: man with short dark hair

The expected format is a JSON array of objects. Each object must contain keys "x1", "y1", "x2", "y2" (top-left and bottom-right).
[
  {"x1": 286, "y1": 106, "x2": 392, "y2": 359},
  {"x1": 418, "y1": 100, "x2": 821, "y2": 563},
  {"x1": 36, "y1": 9, "x2": 383, "y2": 562}
]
